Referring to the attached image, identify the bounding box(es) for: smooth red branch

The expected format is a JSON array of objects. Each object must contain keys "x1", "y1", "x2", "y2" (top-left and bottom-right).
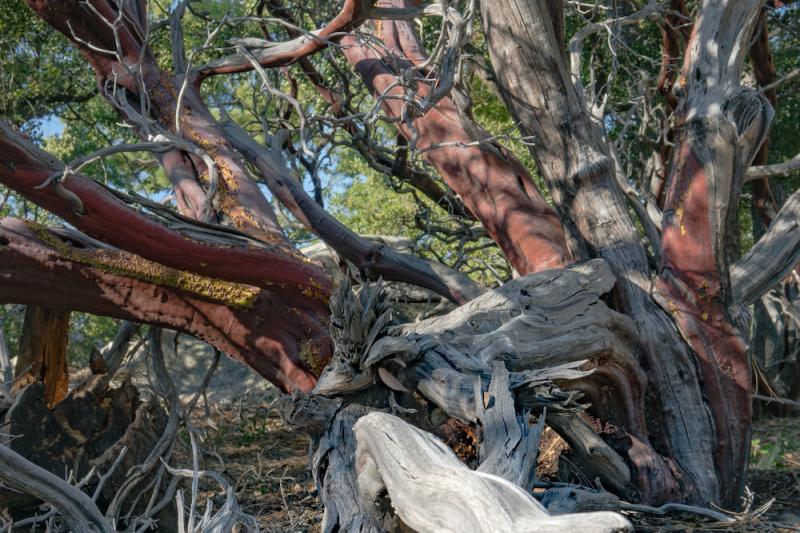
[
  {"x1": 0, "y1": 218, "x2": 329, "y2": 392},
  {"x1": 0, "y1": 122, "x2": 332, "y2": 303},
  {"x1": 26, "y1": 0, "x2": 285, "y2": 243},
  {"x1": 197, "y1": 0, "x2": 372, "y2": 79},
  {"x1": 341, "y1": 7, "x2": 571, "y2": 275}
]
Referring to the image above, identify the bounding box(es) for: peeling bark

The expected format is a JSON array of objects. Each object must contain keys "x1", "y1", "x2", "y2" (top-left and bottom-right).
[
  {"x1": 657, "y1": 0, "x2": 772, "y2": 505},
  {"x1": 13, "y1": 307, "x2": 71, "y2": 408},
  {"x1": 481, "y1": 0, "x2": 715, "y2": 504},
  {"x1": 341, "y1": 0, "x2": 572, "y2": 275},
  {"x1": 0, "y1": 219, "x2": 328, "y2": 392}
]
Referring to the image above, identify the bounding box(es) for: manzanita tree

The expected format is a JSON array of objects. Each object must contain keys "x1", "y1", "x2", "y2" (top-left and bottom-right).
[{"x1": 1, "y1": 0, "x2": 799, "y2": 530}]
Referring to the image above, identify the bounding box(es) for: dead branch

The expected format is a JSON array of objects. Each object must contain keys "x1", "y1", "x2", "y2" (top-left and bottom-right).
[{"x1": 0, "y1": 443, "x2": 114, "y2": 533}]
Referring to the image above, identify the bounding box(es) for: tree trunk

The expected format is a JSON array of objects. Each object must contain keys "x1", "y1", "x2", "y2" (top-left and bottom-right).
[
  {"x1": 480, "y1": 0, "x2": 772, "y2": 507},
  {"x1": 9, "y1": 0, "x2": 800, "y2": 525},
  {"x1": 481, "y1": 0, "x2": 712, "y2": 505}
]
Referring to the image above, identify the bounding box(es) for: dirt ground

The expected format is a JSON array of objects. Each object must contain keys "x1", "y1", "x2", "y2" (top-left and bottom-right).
[{"x1": 177, "y1": 398, "x2": 800, "y2": 533}]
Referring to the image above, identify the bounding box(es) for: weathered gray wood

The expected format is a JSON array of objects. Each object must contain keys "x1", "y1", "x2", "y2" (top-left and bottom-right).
[
  {"x1": 312, "y1": 403, "x2": 387, "y2": 533},
  {"x1": 476, "y1": 361, "x2": 542, "y2": 491},
  {"x1": 102, "y1": 321, "x2": 138, "y2": 375},
  {"x1": 733, "y1": 190, "x2": 800, "y2": 305},
  {"x1": 353, "y1": 412, "x2": 632, "y2": 533},
  {"x1": 547, "y1": 413, "x2": 636, "y2": 499},
  {"x1": 0, "y1": 443, "x2": 113, "y2": 533},
  {"x1": 541, "y1": 487, "x2": 735, "y2": 523},
  {"x1": 363, "y1": 260, "x2": 644, "y2": 428},
  {"x1": 480, "y1": 0, "x2": 718, "y2": 503},
  {"x1": 314, "y1": 260, "x2": 654, "y2": 504}
]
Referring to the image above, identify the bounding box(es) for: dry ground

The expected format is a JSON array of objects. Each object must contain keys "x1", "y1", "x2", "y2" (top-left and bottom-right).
[{"x1": 175, "y1": 399, "x2": 800, "y2": 533}]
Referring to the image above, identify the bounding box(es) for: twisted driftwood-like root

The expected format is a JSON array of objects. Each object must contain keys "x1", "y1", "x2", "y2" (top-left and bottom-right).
[{"x1": 278, "y1": 259, "x2": 680, "y2": 532}]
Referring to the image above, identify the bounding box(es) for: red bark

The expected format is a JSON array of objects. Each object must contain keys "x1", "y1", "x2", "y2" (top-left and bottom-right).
[
  {"x1": 340, "y1": 3, "x2": 571, "y2": 275},
  {"x1": 13, "y1": 307, "x2": 71, "y2": 408},
  {"x1": 27, "y1": 0, "x2": 284, "y2": 242},
  {"x1": 658, "y1": 141, "x2": 751, "y2": 505},
  {"x1": 198, "y1": 0, "x2": 373, "y2": 78},
  {"x1": 652, "y1": 0, "x2": 690, "y2": 204},
  {"x1": 749, "y1": 13, "x2": 779, "y2": 226},
  {"x1": 654, "y1": 0, "x2": 770, "y2": 506},
  {"x1": 0, "y1": 219, "x2": 328, "y2": 392},
  {"x1": 0, "y1": 123, "x2": 332, "y2": 302}
]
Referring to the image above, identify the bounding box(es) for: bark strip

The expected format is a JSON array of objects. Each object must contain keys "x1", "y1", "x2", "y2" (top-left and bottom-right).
[
  {"x1": 657, "y1": 0, "x2": 772, "y2": 506},
  {"x1": 13, "y1": 307, "x2": 71, "y2": 408}
]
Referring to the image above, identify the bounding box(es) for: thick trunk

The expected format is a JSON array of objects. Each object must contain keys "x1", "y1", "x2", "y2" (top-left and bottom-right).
[
  {"x1": 0, "y1": 218, "x2": 328, "y2": 392},
  {"x1": 657, "y1": 0, "x2": 772, "y2": 504},
  {"x1": 481, "y1": 0, "x2": 714, "y2": 504}
]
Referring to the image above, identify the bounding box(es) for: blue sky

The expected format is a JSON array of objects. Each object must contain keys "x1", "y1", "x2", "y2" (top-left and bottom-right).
[{"x1": 35, "y1": 115, "x2": 64, "y2": 137}]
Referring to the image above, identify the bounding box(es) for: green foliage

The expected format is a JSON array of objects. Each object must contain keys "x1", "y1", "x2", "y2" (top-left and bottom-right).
[
  {"x1": 0, "y1": 0, "x2": 94, "y2": 127},
  {"x1": 751, "y1": 419, "x2": 800, "y2": 471}
]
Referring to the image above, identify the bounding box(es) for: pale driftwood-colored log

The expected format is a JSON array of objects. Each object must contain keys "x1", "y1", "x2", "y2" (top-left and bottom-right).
[
  {"x1": 0, "y1": 443, "x2": 113, "y2": 533},
  {"x1": 353, "y1": 412, "x2": 633, "y2": 533},
  {"x1": 732, "y1": 190, "x2": 800, "y2": 306},
  {"x1": 302, "y1": 268, "x2": 639, "y2": 531}
]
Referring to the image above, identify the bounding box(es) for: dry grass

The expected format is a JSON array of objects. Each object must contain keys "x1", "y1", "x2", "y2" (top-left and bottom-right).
[{"x1": 178, "y1": 400, "x2": 322, "y2": 532}]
